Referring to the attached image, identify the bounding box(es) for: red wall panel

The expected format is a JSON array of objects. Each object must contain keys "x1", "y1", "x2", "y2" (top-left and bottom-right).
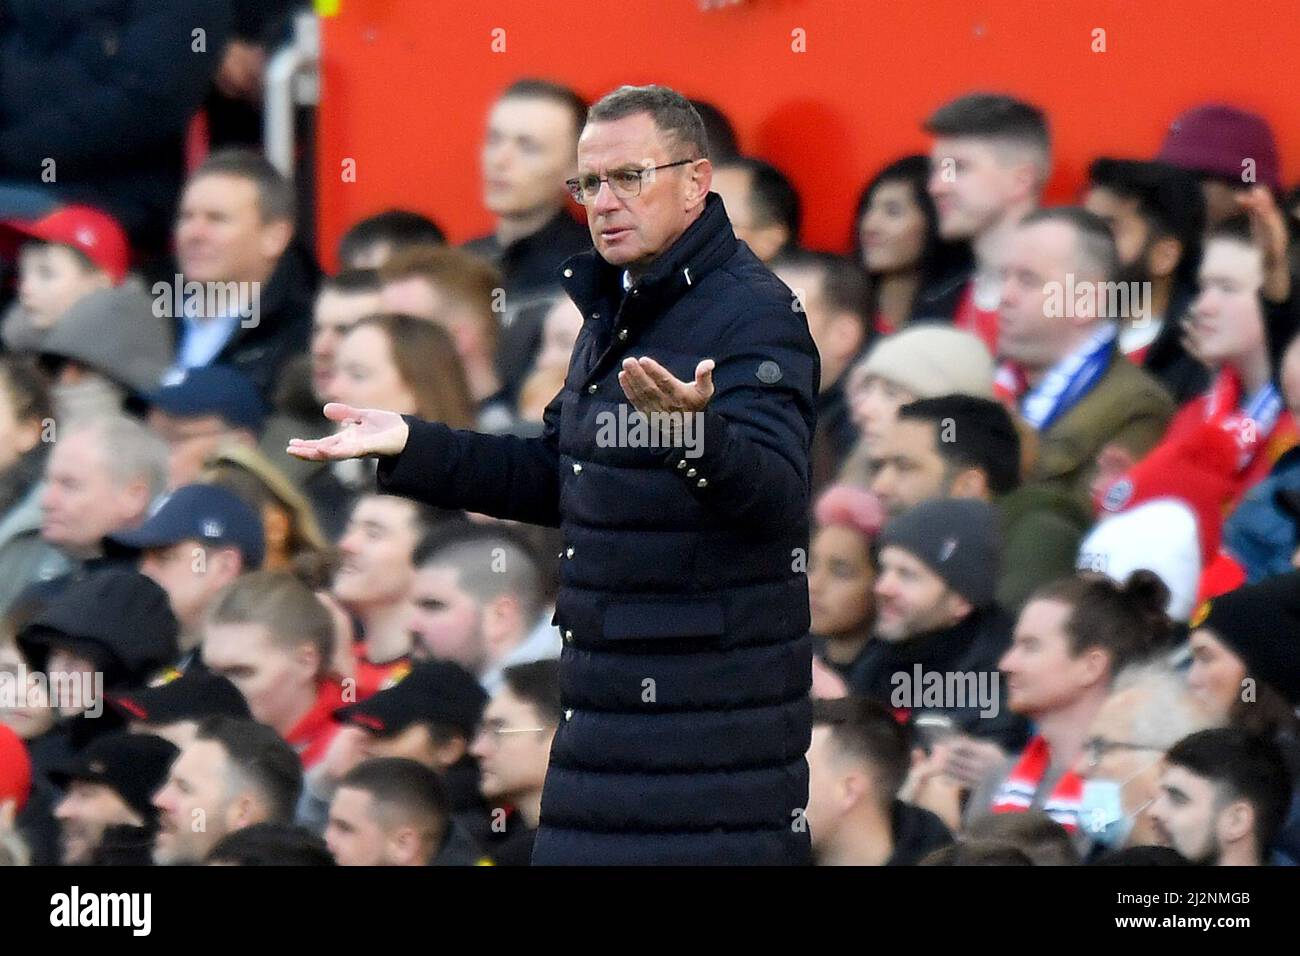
[{"x1": 315, "y1": 0, "x2": 1300, "y2": 272}]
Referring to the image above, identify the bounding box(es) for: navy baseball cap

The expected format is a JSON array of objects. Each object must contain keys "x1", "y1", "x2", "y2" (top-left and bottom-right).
[
  {"x1": 148, "y1": 366, "x2": 266, "y2": 432},
  {"x1": 106, "y1": 484, "x2": 265, "y2": 569}
]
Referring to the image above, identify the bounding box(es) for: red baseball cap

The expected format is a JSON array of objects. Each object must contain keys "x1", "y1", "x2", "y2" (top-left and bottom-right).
[{"x1": 2, "y1": 204, "x2": 130, "y2": 283}]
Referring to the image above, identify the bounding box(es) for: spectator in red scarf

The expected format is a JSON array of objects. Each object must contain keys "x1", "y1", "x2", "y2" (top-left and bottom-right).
[
  {"x1": 969, "y1": 572, "x2": 1168, "y2": 832},
  {"x1": 201, "y1": 571, "x2": 343, "y2": 772}
]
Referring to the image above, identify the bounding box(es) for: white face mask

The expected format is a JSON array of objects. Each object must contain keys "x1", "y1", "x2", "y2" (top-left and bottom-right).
[{"x1": 53, "y1": 376, "x2": 125, "y2": 425}]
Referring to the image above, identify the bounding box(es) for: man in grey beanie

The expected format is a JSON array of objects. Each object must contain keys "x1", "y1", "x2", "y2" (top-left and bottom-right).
[{"x1": 848, "y1": 498, "x2": 1027, "y2": 752}]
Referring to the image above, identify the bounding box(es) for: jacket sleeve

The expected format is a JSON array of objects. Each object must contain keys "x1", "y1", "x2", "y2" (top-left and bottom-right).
[
  {"x1": 0, "y1": 0, "x2": 232, "y2": 175},
  {"x1": 659, "y1": 297, "x2": 818, "y2": 533},
  {"x1": 375, "y1": 390, "x2": 563, "y2": 527},
  {"x1": 1105, "y1": 385, "x2": 1176, "y2": 460}
]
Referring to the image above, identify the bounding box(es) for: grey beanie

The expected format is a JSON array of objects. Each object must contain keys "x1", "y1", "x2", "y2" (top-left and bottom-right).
[
  {"x1": 878, "y1": 498, "x2": 1001, "y2": 608},
  {"x1": 40, "y1": 281, "x2": 174, "y2": 396}
]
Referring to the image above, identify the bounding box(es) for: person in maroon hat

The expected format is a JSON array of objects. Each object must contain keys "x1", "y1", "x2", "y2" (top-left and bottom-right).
[
  {"x1": 1, "y1": 204, "x2": 131, "y2": 353},
  {"x1": 1157, "y1": 104, "x2": 1283, "y2": 229}
]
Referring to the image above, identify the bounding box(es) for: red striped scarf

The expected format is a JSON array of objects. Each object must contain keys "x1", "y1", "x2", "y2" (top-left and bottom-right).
[{"x1": 989, "y1": 735, "x2": 1084, "y2": 832}]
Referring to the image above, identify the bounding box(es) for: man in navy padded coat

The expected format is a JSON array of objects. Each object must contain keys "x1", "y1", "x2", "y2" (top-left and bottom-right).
[{"x1": 290, "y1": 84, "x2": 819, "y2": 865}]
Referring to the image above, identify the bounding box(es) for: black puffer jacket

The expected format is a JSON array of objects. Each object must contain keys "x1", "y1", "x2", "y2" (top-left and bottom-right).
[{"x1": 377, "y1": 192, "x2": 819, "y2": 864}]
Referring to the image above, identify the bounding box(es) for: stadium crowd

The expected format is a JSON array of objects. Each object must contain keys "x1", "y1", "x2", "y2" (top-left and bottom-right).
[{"x1": 2, "y1": 2, "x2": 1300, "y2": 866}]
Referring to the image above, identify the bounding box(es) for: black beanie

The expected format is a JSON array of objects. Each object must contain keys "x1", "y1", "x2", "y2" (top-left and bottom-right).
[
  {"x1": 878, "y1": 498, "x2": 1001, "y2": 608},
  {"x1": 1196, "y1": 571, "x2": 1300, "y2": 705}
]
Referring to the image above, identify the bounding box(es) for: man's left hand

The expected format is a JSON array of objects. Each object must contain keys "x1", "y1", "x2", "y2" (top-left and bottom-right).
[{"x1": 618, "y1": 356, "x2": 715, "y2": 415}]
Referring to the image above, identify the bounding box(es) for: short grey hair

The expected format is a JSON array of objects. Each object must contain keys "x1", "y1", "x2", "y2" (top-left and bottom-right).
[
  {"x1": 586, "y1": 84, "x2": 710, "y2": 160},
  {"x1": 68, "y1": 415, "x2": 169, "y2": 500},
  {"x1": 1111, "y1": 660, "x2": 1223, "y2": 750},
  {"x1": 1019, "y1": 206, "x2": 1119, "y2": 285}
]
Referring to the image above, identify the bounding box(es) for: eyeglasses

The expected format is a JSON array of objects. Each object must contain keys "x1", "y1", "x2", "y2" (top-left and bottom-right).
[
  {"x1": 1080, "y1": 737, "x2": 1163, "y2": 773},
  {"x1": 565, "y1": 159, "x2": 696, "y2": 204},
  {"x1": 475, "y1": 720, "x2": 548, "y2": 742}
]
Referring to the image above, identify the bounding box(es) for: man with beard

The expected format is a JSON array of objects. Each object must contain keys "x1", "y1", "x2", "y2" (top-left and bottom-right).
[
  {"x1": 857, "y1": 498, "x2": 1024, "y2": 750},
  {"x1": 152, "y1": 716, "x2": 301, "y2": 865},
  {"x1": 51, "y1": 732, "x2": 178, "y2": 865},
  {"x1": 1149, "y1": 728, "x2": 1292, "y2": 866},
  {"x1": 1083, "y1": 158, "x2": 1208, "y2": 403}
]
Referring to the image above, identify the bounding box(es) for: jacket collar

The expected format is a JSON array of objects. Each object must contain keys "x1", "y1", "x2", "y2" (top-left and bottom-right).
[{"x1": 560, "y1": 192, "x2": 738, "y2": 314}]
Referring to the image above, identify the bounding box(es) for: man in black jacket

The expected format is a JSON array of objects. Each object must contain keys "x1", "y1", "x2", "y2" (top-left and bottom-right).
[
  {"x1": 464, "y1": 80, "x2": 593, "y2": 398},
  {"x1": 855, "y1": 498, "x2": 1027, "y2": 752},
  {"x1": 0, "y1": 0, "x2": 232, "y2": 253},
  {"x1": 289, "y1": 84, "x2": 819, "y2": 865},
  {"x1": 805, "y1": 697, "x2": 952, "y2": 865},
  {"x1": 166, "y1": 149, "x2": 318, "y2": 403}
]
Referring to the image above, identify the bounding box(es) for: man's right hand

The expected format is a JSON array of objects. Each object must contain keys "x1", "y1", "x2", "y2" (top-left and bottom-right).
[{"x1": 286, "y1": 403, "x2": 410, "y2": 461}]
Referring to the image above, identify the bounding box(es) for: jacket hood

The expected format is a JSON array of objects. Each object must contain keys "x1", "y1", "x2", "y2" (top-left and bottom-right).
[
  {"x1": 17, "y1": 569, "x2": 179, "y2": 689},
  {"x1": 41, "y1": 281, "x2": 173, "y2": 395}
]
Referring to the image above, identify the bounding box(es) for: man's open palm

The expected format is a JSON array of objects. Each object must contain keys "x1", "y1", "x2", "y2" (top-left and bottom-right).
[
  {"x1": 618, "y1": 356, "x2": 715, "y2": 415},
  {"x1": 286, "y1": 403, "x2": 410, "y2": 461}
]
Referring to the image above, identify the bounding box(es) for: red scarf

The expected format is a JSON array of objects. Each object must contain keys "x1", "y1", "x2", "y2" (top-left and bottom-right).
[
  {"x1": 990, "y1": 736, "x2": 1083, "y2": 831},
  {"x1": 953, "y1": 281, "x2": 1000, "y2": 354}
]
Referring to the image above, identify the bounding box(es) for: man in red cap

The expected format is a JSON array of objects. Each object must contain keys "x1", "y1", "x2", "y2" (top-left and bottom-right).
[{"x1": 1, "y1": 204, "x2": 131, "y2": 351}]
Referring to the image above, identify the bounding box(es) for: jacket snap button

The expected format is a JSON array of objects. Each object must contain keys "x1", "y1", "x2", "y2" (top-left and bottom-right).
[
  {"x1": 587, "y1": 384, "x2": 598, "y2": 394},
  {"x1": 592, "y1": 312, "x2": 600, "y2": 319},
  {"x1": 564, "y1": 629, "x2": 573, "y2": 643},
  {"x1": 676, "y1": 459, "x2": 687, "y2": 470},
  {"x1": 563, "y1": 268, "x2": 573, "y2": 278},
  {"x1": 617, "y1": 328, "x2": 628, "y2": 340},
  {"x1": 565, "y1": 546, "x2": 575, "y2": 558},
  {"x1": 572, "y1": 462, "x2": 582, "y2": 474},
  {"x1": 686, "y1": 468, "x2": 697, "y2": 477},
  {"x1": 697, "y1": 478, "x2": 708, "y2": 488},
  {"x1": 564, "y1": 709, "x2": 574, "y2": 721}
]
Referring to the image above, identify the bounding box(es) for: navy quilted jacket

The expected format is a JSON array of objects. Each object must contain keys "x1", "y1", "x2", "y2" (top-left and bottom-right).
[{"x1": 377, "y1": 192, "x2": 819, "y2": 864}]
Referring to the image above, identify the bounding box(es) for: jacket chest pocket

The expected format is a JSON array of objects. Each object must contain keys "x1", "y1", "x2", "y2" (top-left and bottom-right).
[{"x1": 603, "y1": 599, "x2": 726, "y2": 641}]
